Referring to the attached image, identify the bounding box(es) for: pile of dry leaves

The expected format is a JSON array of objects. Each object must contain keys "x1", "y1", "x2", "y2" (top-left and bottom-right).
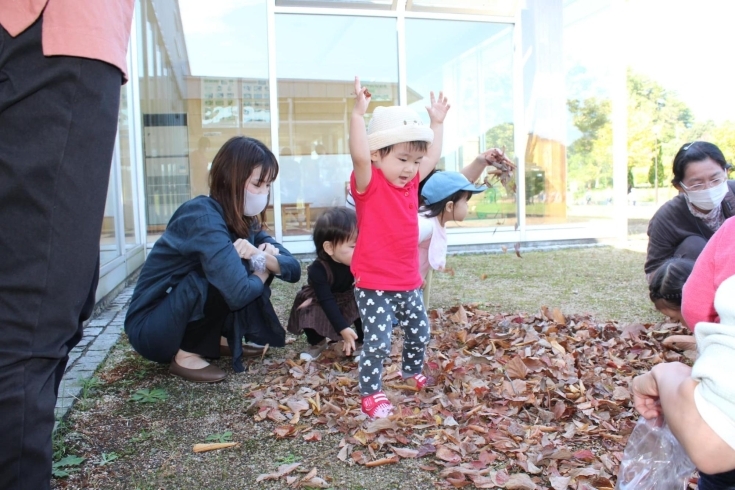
[{"x1": 245, "y1": 305, "x2": 691, "y2": 489}]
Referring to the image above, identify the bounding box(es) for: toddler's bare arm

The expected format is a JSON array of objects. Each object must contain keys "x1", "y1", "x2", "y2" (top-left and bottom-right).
[{"x1": 350, "y1": 76, "x2": 372, "y2": 193}]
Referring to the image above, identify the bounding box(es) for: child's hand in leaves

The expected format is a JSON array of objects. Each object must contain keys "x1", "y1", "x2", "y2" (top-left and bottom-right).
[
  {"x1": 426, "y1": 91, "x2": 451, "y2": 124},
  {"x1": 340, "y1": 327, "x2": 358, "y2": 356}
]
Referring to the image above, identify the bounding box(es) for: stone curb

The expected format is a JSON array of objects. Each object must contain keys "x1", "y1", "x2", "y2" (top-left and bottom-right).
[{"x1": 54, "y1": 284, "x2": 135, "y2": 428}]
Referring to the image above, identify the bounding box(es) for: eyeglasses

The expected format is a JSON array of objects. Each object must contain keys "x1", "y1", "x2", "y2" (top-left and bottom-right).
[{"x1": 680, "y1": 175, "x2": 727, "y2": 191}]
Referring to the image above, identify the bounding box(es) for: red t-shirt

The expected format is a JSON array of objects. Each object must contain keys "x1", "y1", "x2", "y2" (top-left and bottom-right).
[{"x1": 350, "y1": 166, "x2": 421, "y2": 291}]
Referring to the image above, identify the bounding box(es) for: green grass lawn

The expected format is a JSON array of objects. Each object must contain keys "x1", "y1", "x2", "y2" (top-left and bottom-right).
[{"x1": 271, "y1": 245, "x2": 660, "y2": 325}]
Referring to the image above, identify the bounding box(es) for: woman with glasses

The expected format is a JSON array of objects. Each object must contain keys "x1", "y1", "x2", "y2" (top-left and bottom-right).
[{"x1": 645, "y1": 141, "x2": 735, "y2": 281}]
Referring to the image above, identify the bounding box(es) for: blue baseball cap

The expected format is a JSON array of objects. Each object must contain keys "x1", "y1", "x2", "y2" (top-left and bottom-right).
[{"x1": 421, "y1": 171, "x2": 487, "y2": 205}]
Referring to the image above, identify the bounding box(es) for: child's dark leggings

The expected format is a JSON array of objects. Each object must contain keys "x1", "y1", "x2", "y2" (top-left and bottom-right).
[
  {"x1": 304, "y1": 319, "x2": 364, "y2": 346},
  {"x1": 354, "y1": 287, "x2": 429, "y2": 396},
  {"x1": 699, "y1": 468, "x2": 735, "y2": 489}
]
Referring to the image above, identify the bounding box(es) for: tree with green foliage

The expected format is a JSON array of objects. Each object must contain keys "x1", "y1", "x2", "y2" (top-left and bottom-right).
[
  {"x1": 627, "y1": 70, "x2": 694, "y2": 188},
  {"x1": 566, "y1": 96, "x2": 612, "y2": 190},
  {"x1": 484, "y1": 122, "x2": 515, "y2": 159}
]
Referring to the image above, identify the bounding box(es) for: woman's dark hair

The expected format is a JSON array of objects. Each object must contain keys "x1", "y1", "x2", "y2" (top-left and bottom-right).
[
  {"x1": 313, "y1": 207, "x2": 357, "y2": 262},
  {"x1": 671, "y1": 141, "x2": 729, "y2": 185},
  {"x1": 421, "y1": 189, "x2": 472, "y2": 218},
  {"x1": 209, "y1": 136, "x2": 279, "y2": 238},
  {"x1": 648, "y1": 257, "x2": 695, "y2": 309}
]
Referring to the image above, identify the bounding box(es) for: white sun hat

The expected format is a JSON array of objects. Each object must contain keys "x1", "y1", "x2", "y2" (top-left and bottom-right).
[{"x1": 366, "y1": 105, "x2": 434, "y2": 152}]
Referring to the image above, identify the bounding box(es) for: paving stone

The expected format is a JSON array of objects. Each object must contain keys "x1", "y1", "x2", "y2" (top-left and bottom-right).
[
  {"x1": 62, "y1": 369, "x2": 94, "y2": 384},
  {"x1": 105, "y1": 323, "x2": 124, "y2": 336},
  {"x1": 78, "y1": 355, "x2": 106, "y2": 371},
  {"x1": 88, "y1": 334, "x2": 120, "y2": 352},
  {"x1": 66, "y1": 350, "x2": 82, "y2": 366},
  {"x1": 58, "y1": 389, "x2": 81, "y2": 407},
  {"x1": 75, "y1": 354, "x2": 105, "y2": 370},
  {"x1": 74, "y1": 338, "x2": 92, "y2": 350},
  {"x1": 54, "y1": 284, "x2": 137, "y2": 426},
  {"x1": 82, "y1": 326, "x2": 103, "y2": 338}
]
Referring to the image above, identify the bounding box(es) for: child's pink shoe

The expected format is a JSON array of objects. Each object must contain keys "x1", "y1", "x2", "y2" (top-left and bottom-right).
[
  {"x1": 402, "y1": 373, "x2": 428, "y2": 390},
  {"x1": 361, "y1": 391, "x2": 394, "y2": 418}
]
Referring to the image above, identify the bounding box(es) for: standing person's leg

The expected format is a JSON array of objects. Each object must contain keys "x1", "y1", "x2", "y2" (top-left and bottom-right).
[
  {"x1": 422, "y1": 269, "x2": 433, "y2": 310},
  {"x1": 396, "y1": 289, "x2": 430, "y2": 381},
  {"x1": 353, "y1": 318, "x2": 364, "y2": 344},
  {"x1": 0, "y1": 18, "x2": 122, "y2": 489},
  {"x1": 354, "y1": 288, "x2": 393, "y2": 396}
]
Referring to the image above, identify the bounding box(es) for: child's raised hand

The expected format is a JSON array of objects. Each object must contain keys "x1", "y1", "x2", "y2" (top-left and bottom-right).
[
  {"x1": 426, "y1": 91, "x2": 451, "y2": 124},
  {"x1": 353, "y1": 76, "x2": 371, "y2": 117},
  {"x1": 340, "y1": 327, "x2": 358, "y2": 356},
  {"x1": 478, "y1": 148, "x2": 516, "y2": 172}
]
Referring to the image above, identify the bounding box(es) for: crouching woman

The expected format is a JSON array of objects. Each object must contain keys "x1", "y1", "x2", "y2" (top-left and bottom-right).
[{"x1": 124, "y1": 137, "x2": 300, "y2": 382}]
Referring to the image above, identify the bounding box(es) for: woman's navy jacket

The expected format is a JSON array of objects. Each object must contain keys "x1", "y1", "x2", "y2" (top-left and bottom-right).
[{"x1": 124, "y1": 196, "x2": 300, "y2": 371}]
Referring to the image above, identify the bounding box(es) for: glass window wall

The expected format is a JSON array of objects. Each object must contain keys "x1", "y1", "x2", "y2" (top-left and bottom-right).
[
  {"x1": 405, "y1": 18, "x2": 515, "y2": 230},
  {"x1": 275, "y1": 14, "x2": 399, "y2": 236},
  {"x1": 520, "y1": 0, "x2": 615, "y2": 227},
  {"x1": 126, "y1": 0, "x2": 626, "y2": 252},
  {"x1": 138, "y1": 0, "x2": 273, "y2": 242},
  {"x1": 119, "y1": 79, "x2": 138, "y2": 247},
  {"x1": 407, "y1": 0, "x2": 518, "y2": 16},
  {"x1": 99, "y1": 169, "x2": 121, "y2": 266}
]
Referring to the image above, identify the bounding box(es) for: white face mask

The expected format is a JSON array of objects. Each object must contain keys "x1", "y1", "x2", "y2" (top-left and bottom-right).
[
  {"x1": 243, "y1": 189, "x2": 269, "y2": 216},
  {"x1": 684, "y1": 180, "x2": 729, "y2": 211}
]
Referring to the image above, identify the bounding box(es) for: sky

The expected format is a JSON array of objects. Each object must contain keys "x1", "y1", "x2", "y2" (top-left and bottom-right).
[
  {"x1": 178, "y1": 0, "x2": 735, "y2": 124},
  {"x1": 625, "y1": 0, "x2": 735, "y2": 123}
]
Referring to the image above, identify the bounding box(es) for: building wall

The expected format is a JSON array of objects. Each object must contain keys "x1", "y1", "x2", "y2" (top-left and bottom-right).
[{"x1": 95, "y1": 0, "x2": 622, "y2": 298}]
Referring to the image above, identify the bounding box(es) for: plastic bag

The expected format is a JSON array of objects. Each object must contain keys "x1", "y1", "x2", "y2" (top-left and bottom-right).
[
  {"x1": 250, "y1": 253, "x2": 267, "y2": 273},
  {"x1": 616, "y1": 416, "x2": 695, "y2": 490}
]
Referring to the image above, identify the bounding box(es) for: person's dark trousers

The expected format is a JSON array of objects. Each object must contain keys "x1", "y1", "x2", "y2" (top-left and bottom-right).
[
  {"x1": 675, "y1": 234, "x2": 708, "y2": 262},
  {"x1": 699, "y1": 468, "x2": 735, "y2": 490},
  {"x1": 180, "y1": 285, "x2": 231, "y2": 358},
  {"x1": 0, "y1": 17, "x2": 122, "y2": 490}
]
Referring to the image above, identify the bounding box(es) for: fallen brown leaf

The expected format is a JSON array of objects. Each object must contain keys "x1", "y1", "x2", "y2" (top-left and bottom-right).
[
  {"x1": 365, "y1": 456, "x2": 400, "y2": 467},
  {"x1": 192, "y1": 442, "x2": 239, "y2": 453}
]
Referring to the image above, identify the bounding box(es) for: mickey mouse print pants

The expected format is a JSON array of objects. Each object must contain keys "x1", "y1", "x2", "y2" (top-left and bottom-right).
[{"x1": 354, "y1": 287, "x2": 429, "y2": 396}]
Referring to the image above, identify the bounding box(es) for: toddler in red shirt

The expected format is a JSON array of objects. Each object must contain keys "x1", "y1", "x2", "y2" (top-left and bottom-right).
[{"x1": 349, "y1": 76, "x2": 450, "y2": 418}]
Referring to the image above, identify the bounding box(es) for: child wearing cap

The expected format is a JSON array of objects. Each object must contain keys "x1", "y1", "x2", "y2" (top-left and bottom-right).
[
  {"x1": 418, "y1": 148, "x2": 515, "y2": 306},
  {"x1": 349, "y1": 76, "x2": 450, "y2": 418},
  {"x1": 418, "y1": 171, "x2": 486, "y2": 303}
]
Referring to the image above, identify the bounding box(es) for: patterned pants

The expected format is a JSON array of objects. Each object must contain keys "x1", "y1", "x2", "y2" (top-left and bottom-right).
[{"x1": 354, "y1": 287, "x2": 429, "y2": 396}]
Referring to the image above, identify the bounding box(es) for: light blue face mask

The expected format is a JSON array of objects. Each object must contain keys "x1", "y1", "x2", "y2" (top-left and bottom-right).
[
  {"x1": 685, "y1": 180, "x2": 728, "y2": 211},
  {"x1": 243, "y1": 189, "x2": 269, "y2": 216}
]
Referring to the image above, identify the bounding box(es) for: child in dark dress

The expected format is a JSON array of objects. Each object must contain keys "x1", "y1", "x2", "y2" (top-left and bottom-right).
[{"x1": 287, "y1": 207, "x2": 363, "y2": 360}]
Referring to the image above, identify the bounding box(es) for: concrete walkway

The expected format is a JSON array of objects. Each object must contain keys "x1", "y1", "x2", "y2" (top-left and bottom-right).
[{"x1": 55, "y1": 284, "x2": 135, "y2": 424}]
